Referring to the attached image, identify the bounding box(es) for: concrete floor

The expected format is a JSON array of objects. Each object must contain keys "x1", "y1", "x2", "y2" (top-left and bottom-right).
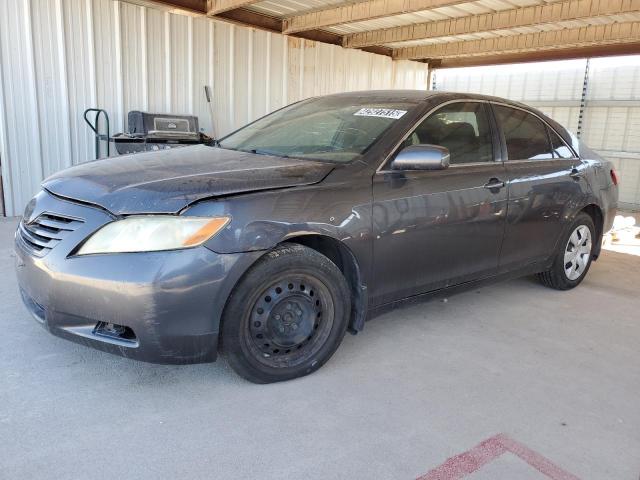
[{"x1": 1, "y1": 216, "x2": 639, "y2": 480}]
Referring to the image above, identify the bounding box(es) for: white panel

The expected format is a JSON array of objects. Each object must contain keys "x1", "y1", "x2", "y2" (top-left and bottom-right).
[
  {"x1": 213, "y1": 20, "x2": 234, "y2": 137},
  {"x1": 330, "y1": 44, "x2": 346, "y2": 94},
  {"x1": 394, "y1": 60, "x2": 428, "y2": 90},
  {"x1": 120, "y1": 3, "x2": 147, "y2": 116},
  {"x1": 248, "y1": 29, "x2": 270, "y2": 120},
  {"x1": 316, "y1": 43, "x2": 338, "y2": 96},
  {"x1": 93, "y1": 0, "x2": 124, "y2": 139},
  {"x1": 286, "y1": 36, "x2": 303, "y2": 105},
  {"x1": 192, "y1": 17, "x2": 214, "y2": 136},
  {"x1": 145, "y1": 8, "x2": 168, "y2": 113},
  {"x1": 371, "y1": 54, "x2": 393, "y2": 90},
  {"x1": 300, "y1": 39, "x2": 318, "y2": 98},
  {"x1": 0, "y1": 0, "x2": 429, "y2": 216},
  {"x1": 625, "y1": 109, "x2": 640, "y2": 152},
  {"x1": 584, "y1": 56, "x2": 640, "y2": 205},
  {"x1": 266, "y1": 33, "x2": 286, "y2": 111},
  {"x1": 233, "y1": 25, "x2": 251, "y2": 127},
  {"x1": 31, "y1": 0, "x2": 73, "y2": 174},
  {"x1": 436, "y1": 60, "x2": 586, "y2": 103},
  {"x1": 63, "y1": 0, "x2": 98, "y2": 166},
  {"x1": 589, "y1": 57, "x2": 640, "y2": 100},
  {"x1": 169, "y1": 14, "x2": 192, "y2": 114},
  {"x1": 603, "y1": 108, "x2": 628, "y2": 151},
  {"x1": 0, "y1": 0, "x2": 44, "y2": 216},
  {"x1": 549, "y1": 107, "x2": 580, "y2": 134},
  {"x1": 344, "y1": 44, "x2": 364, "y2": 92},
  {"x1": 581, "y1": 107, "x2": 608, "y2": 150}
]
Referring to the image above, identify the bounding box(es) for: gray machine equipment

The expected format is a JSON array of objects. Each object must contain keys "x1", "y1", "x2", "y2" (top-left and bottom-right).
[{"x1": 111, "y1": 111, "x2": 213, "y2": 155}]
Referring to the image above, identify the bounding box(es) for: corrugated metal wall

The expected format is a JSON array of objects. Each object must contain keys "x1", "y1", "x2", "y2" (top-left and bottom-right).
[
  {"x1": 582, "y1": 57, "x2": 640, "y2": 208},
  {"x1": 435, "y1": 57, "x2": 640, "y2": 208},
  {"x1": 0, "y1": 0, "x2": 429, "y2": 217}
]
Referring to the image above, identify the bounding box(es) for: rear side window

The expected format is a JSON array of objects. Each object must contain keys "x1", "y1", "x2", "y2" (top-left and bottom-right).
[
  {"x1": 495, "y1": 106, "x2": 553, "y2": 160},
  {"x1": 549, "y1": 129, "x2": 575, "y2": 159},
  {"x1": 401, "y1": 102, "x2": 493, "y2": 165}
]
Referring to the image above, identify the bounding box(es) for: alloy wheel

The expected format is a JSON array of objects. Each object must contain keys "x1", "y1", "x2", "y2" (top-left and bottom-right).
[{"x1": 564, "y1": 225, "x2": 592, "y2": 280}]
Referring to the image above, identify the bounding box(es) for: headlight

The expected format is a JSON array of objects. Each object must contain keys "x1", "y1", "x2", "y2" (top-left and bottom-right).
[{"x1": 77, "y1": 216, "x2": 230, "y2": 255}]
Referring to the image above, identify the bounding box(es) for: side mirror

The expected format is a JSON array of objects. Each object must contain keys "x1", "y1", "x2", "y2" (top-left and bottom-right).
[{"x1": 391, "y1": 144, "x2": 450, "y2": 171}]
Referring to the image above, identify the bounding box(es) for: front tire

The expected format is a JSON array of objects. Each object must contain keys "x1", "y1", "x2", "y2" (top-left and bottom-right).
[
  {"x1": 221, "y1": 243, "x2": 351, "y2": 383},
  {"x1": 537, "y1": 212, "x2": 595, "y2": 290}
]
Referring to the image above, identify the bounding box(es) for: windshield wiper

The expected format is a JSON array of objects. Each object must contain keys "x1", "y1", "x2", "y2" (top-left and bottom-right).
[{"x1": 249, "y1": 149, "x2": 289, "y2": 158}]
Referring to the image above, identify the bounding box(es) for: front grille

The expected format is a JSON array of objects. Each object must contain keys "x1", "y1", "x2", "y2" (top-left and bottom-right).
[{"x1": 18, "y1": 213, "x2": 84, "y2": 256}]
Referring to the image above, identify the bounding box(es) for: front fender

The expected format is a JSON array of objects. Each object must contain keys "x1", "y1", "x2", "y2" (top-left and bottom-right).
[{"x1": 183, "y1": 182, "x2": 374, "y2": 285}]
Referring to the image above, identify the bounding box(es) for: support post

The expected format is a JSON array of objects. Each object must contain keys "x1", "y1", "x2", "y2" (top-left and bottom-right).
[{"x1": 577, "y1": 58, "x2": 591, "y2": 139}]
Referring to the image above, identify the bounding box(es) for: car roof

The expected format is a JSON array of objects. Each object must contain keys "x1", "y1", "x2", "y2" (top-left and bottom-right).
[{"x1": 324, "y1": 89, "x2": 532, "y2": 110}]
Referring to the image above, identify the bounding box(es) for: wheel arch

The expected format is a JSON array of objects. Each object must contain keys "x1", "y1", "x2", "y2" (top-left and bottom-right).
[
  {"x1": 551, "y1": 202, "x2": 605, "y2": 266},
  {"x1": 284, "y1": 234, "x2": 368, "y2": 333},
  {"x1": 581, "y1": 203, "x2": 604, "y2": 259}
]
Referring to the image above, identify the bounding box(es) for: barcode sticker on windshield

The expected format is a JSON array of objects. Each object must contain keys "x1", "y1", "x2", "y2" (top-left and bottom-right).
[{"x1": 354, "y1": 108, "x2": 407, "y2": 119}]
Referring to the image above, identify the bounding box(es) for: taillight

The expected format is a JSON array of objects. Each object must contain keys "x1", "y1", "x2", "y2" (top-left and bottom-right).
[{"x1": 610, "y1": 168, "x2": 619, "y2": 186}]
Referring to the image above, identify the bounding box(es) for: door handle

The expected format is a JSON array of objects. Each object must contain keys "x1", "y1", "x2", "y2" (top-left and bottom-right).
[
  {"x1": 570, "y1": 168, "x2": 583, "y2": 180},
  {"x1": 483, "y1": 178, "x2": 506, "y2": 190}
]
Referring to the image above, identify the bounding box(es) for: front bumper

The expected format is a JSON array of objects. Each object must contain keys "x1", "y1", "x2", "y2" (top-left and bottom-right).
[{"x1": 15, "y1": 190, "x2": 262, "y2": 364}]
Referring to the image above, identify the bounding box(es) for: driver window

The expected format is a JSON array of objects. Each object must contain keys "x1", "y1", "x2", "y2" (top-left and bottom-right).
[{"x1": 400, "y1": 102, "x2": 494, "y2": 165}]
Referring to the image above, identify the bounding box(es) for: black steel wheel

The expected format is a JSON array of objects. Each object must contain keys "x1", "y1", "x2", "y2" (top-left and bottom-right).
[{"x1": 222, "y1": 243, "x2": 350, "y2": 383}]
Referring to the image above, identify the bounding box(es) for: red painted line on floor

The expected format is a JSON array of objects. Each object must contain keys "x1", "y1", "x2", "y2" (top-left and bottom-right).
[
  {"x1": 417, "y1": 435, "x2": 506, "y2": 480},
  {"x1": 417, "y1": 433, "x2": 581, "y2": 480}
]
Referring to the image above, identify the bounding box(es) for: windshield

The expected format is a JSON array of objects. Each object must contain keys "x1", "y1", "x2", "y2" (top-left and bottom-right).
[{"x1": 218, "y1": 97, "x2": 416, "y2": 163}]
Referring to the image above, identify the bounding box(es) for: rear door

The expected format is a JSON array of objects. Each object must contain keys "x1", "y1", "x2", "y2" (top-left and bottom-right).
[
  {"x1": 371, "y1": 100, "x2": 508, "y2": 306},
  {"x1": 492, "y1": 104, "x2": 585, "y2": 272}
]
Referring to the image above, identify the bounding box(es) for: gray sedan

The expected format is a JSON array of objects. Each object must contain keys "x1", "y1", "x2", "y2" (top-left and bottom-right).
[{"x1": 15, "y1": 91, "x2": 619, "y2": 383}]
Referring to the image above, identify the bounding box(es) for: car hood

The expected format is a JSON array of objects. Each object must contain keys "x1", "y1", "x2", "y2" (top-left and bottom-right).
[{"x1": 43, "y1": 145, "x2": 334, "y2": 215}]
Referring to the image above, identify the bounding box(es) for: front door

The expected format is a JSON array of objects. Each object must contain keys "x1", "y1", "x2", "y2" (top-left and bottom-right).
[{"x1": 371, "y1": 101, "x2": 508, "y2": 306}]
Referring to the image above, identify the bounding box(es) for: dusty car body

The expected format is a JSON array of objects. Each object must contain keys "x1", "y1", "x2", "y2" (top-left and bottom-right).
[{"x1": 15, "y1": 91, "x2": 618, "y2": 382}]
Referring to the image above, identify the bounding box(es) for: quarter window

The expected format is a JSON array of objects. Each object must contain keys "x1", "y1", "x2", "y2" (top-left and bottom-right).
[
  {"x1": 549, "y1": 129, "x2": 574, "y2": 159},
  {"x1": 495, "y1": 106, "x2": 553, "y2": 160},
  {"x1": 401, "y1": 102, "x2": 493, "y2": 165}
]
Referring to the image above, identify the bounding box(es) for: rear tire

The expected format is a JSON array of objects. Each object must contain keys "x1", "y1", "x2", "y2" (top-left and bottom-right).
[
  {"x1": 221, "y1": 243, "x2": 350, "y2": 384},
  {"x1": 537, "y1": 212, "x2": 595, "y2": 290}
]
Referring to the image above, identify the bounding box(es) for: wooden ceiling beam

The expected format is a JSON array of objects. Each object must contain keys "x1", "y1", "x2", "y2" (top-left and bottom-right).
[
  {"x1": 282, "y1": 0, "x2": 470, "y2": 34},
  {"x1": 206, "y1": 0, "x2": 261, "y2": 15},
  {"x1": 345, "y1": 0, "x2": 640, "y2": 48},
  {"x1": 430, "y1": 42, "x2": 640, "y2": 68},
  {"x1": 213, "y1": 7, "x2": 283, "y2": 32},
  {"x1": 207, "y1": 5, "x2": 392, "y2": 55},
  {"x1": 139, "y1": 0, "x2": 207, "y2": 14},
  {"x1": 394, "y1": 21, "x2": 640, "y2": 60}
]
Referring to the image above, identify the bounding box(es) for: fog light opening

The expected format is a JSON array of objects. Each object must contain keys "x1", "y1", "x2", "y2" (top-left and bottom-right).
[{"x1": 93, "y1": 321, "x2": 137, "y2": 342}]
